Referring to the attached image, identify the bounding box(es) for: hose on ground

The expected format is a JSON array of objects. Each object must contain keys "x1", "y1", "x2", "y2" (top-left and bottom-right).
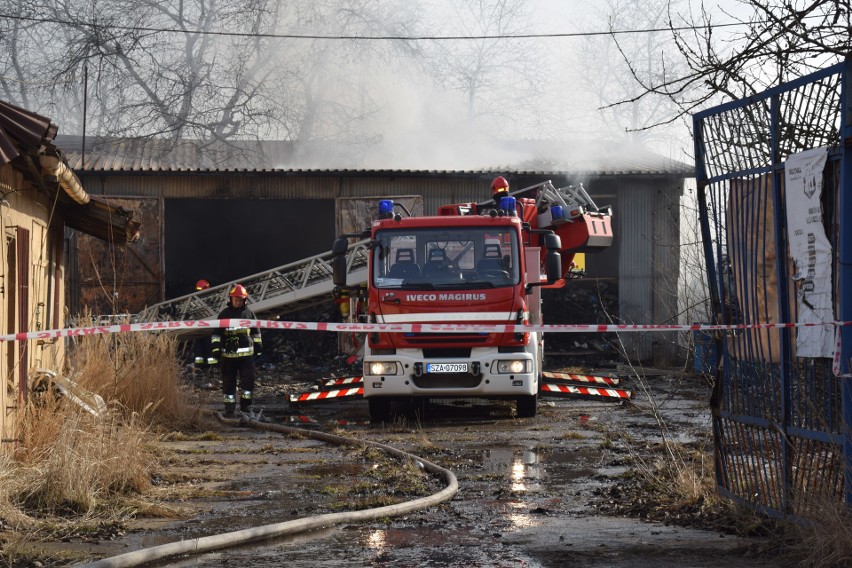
[{"x1": 79, "y1": 412, "x2": 459, "y2": 568}]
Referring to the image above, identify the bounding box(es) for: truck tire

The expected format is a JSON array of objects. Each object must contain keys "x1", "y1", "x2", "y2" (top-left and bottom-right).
[
  {"x1": 516, "y1": 394, "x2": 537, "y2": 418},
  {"x1": 368, "y1": 397, "x2": 392, "y2": 422}
]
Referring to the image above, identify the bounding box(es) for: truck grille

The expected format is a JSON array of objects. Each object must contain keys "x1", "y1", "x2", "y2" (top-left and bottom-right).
[
  {"x1": 412, "y1": 373, "x2": 482, "y2": 389},
  {"x1": 423, "y1": 348, "x2": 472, "y2": 358},
  {"x1": 403, "y1": 333, "x2": 490, "y2": 346}
]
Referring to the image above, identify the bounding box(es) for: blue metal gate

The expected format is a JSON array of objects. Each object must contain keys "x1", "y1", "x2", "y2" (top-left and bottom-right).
[{"x1": 693, "y1": 60, "x2": 852, "y2": 519}]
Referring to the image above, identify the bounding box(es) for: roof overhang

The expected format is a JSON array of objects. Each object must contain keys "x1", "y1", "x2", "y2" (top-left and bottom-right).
[{"x1": 0, "y1": 99, "x2": 140, "y2": 245}]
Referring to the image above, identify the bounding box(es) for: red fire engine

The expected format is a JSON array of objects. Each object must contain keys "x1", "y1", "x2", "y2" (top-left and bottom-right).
[{"x1": 332, "y1": 179, "x2": 613, "y2": 421}]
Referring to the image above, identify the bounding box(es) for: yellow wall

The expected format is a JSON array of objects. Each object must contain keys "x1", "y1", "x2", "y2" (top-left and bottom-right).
[{"x1": 0, "y1": 163, "x2": 66, "y2": 446}]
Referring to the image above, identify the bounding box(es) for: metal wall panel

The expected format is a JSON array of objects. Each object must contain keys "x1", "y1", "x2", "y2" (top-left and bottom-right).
[
  {"x1": 653, "y1": 181, "x2": 683, "y2": 364},
  {"x1": 78, "y1": 173, "x2": 343, "y2": 199},
  {"x1": 341, "y1": 177, "x2": 489, "y2": 214},
  {"x1": 81, "y1": 174, "x2": 503, "y2": 210},
  {"x1": 619, "y1": 183, "x2": 654, "y2": 361}
]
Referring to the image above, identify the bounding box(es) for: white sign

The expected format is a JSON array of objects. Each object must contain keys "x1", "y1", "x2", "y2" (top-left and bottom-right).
[{"x1": 784, "y1": 147, "x2": 833, "y2": 358}]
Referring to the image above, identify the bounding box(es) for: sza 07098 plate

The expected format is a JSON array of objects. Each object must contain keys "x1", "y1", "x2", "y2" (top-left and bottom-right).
[{"x1": 426, "y1": 363, "x2": 468, "y2": 373}]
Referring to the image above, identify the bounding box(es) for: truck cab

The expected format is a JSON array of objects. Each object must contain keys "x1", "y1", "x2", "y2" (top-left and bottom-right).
[{"x1": 334, "y1": 195, "x2": 565, "y2": 421}]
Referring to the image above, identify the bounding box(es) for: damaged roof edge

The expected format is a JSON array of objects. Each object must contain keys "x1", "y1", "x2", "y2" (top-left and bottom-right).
[
  {"x1": 0, "y1": 97, "x2": 140, "y2": 245},
  {"x1": 43, "y1": 150, "x2": 141, "y2": 245},
  {"x1": 61, "y1": 195, "x2": 141, "y2": 244}
]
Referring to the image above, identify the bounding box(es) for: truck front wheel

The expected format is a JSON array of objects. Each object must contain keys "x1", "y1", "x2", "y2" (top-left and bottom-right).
[
  {"x1": 368, "y1": 397, "x2": 392, "y2": 422},
  {"x1": 516, "y1": 394, "x2": 537, "y2": 418}
]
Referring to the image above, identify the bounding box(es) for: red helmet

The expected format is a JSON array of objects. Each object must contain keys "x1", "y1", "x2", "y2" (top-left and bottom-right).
[
  {"x1": 229, "y1": 284, "x2": 249, "y2": 299},
  {"x1": 195, "y1": 279, "x2": 210, "y2": 291},
  {"x1": 491, "y1": 176, "x2": 509, "y2": 195}
]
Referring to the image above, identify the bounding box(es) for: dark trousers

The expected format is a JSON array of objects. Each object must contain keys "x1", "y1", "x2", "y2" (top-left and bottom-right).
[
  {"x1": 221, "y1": 357, "x2": 256, "y2": 410},
  {"x1": 193, "y1": 337, "x2": 211, "y2": 361}
]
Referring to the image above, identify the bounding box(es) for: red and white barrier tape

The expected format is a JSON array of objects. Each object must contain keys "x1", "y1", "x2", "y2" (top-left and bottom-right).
[
  {"x1": 541, "y1": 383, "x2": 632, "y2": 399},
  {"x1": 322, "y1": 376, "x2": 364, "y2": 387},
  {"x1": 541, "y1": 372, "x2": 620, "y2": 386},
  {"x1": 289, "y1": 387, "x2": 363, "y2": 403},
  {"x1": 6, "y1": 318, "x2": 850, "y2": 344}
]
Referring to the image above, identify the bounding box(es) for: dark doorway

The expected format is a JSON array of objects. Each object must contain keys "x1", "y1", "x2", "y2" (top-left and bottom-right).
[{"x1": 164, "y1": 199, "x2": 335, "y2": 299}]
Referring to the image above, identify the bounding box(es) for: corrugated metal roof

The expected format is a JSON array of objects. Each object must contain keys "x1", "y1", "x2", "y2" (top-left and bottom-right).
[
  {"x1": 0, "y1": 100, "x2": 58, "y2": 166},
  {"x1": 54, "y1": 135, "x2": 693, "y2": 177}
]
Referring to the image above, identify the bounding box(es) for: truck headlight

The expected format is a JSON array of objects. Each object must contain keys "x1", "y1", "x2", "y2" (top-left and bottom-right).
[
  {"x1": 365, "y1": 361, "x2": 399, "y2": 376},
  {"x1": 496, "y1": 359, "x2": 531, "y2": 374}
]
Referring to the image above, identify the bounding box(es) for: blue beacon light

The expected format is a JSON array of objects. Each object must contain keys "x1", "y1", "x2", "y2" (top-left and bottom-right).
[
  {"x1": 499, "y1": 196, "x2": 516, "y2": 215},
  {"x1": 550, "y1": 205, "x2": 564, "y2": 220},
  {"x1": 378, "y1": 200, "x2": 394, "y2": 217}
]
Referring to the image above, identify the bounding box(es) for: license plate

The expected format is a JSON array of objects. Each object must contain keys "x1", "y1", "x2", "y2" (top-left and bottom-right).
[{"x1": 426, "y1": 363, "x2": 468, "y2": 374}]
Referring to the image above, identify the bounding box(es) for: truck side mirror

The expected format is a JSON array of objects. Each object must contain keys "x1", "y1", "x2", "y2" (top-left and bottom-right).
[
  {"x1": 545, "y1": 250, "x2": 562, "y2": 283},
  {"x1": 542, "y1": 233, "x2": 562, "y2": 251},
  {"x1": 332, "y1": 237, "x2": 349, "y2": 286},
  {"x1": 332, "y1": 237, "x2": 349, "y2": 255}
]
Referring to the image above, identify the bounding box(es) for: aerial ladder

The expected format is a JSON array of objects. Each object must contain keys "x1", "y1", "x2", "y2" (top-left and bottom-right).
[{"x1": 132, "y1": 240, "x2": 371, "y2": 324}]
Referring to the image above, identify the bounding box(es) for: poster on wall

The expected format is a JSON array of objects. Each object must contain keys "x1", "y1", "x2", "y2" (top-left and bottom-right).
[{"x1": 784, "y1": 147, "x2": 834, "y2": 358}]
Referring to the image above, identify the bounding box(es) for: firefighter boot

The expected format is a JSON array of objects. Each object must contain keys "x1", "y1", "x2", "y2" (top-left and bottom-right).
[
  {"x1": 240, "y1": 390, "x2": 253, "y2": 414},
  {"x1": 223, "y1": 394, "x2": 236, "y2": 417}
]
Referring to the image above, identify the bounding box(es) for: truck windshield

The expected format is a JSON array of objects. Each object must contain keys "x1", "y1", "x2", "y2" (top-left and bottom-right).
[{"x1": 372, "y1": 227, "x2": 520, "y2": 289}]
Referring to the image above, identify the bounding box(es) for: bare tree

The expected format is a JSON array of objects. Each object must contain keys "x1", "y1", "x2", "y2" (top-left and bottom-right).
[
  {"x1": 0, "y1": 0, "x2": 554, "y2": 166},
  {"x1": 268, "y1": 1, "x2": 422, "y2": 144},
  {"x1": 0, "y1": 9, "x2": 34, "y2": 108},
  {"x1": 0, "y1": 0, "x2": 281, "y2": 144},
  {"x1": 615, "y1": 0, "x2": 851, "y2": 132},
  {"x1": 0, "y1": 0, "x2": 422, "y2": 153},
  {"x1": 421, "y1": 0, "x2": 547, "y2": 136},
  {"x1": 574, "y1": 0, "x2": 691, "y2": 155}
]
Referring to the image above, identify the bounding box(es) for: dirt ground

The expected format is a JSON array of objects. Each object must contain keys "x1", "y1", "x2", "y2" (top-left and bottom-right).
[{"x1": 36, "y1": 362, "x2": 795, "y2": 568}]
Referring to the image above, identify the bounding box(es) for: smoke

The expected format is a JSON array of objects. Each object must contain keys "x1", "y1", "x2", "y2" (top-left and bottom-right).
[
  {"x1": 347, "y1": 70, "x2": 540, "y2": 170},
  {"x1": 29, "y1": 0, "x2": 718, "y2": 170}
]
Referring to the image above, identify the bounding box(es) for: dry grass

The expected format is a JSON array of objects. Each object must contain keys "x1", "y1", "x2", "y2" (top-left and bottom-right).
[
  {"x1": 607, "y1": 358, "x2": 852, "y2": 568},
  {"x1": 783, "y1": 500, "x2": 852, "y2": 568},
  {"x1": 68, "y1": 325, "x2": 201, "y2": 431},
  {"x1": 14, "y1": 396, "x2": 155, "y2": 517},
  {"x1": 0, "y1": 328, "x2": 204, "y2": 565}
]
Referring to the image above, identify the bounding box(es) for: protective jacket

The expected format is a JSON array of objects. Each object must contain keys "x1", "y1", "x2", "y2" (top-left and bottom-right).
[{"x1": 211, "y1": 306, "x2": 262, "y2": 359}]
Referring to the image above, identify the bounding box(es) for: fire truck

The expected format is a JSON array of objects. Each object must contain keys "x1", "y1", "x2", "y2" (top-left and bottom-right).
[{"x1": 331, "y1": 180, "x2": 613, "y2": 421}]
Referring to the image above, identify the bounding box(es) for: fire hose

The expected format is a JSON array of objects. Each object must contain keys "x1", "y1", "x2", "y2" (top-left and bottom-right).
[{"x1": 79, "y1": 413, "x2": 459, "y2": 568}]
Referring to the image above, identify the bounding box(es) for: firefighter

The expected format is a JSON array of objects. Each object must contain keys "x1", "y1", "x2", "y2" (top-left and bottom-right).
[
  {"x1": 211, "y1": 284, "x2": 262, "y2": 416},
  {"x1": 491, "y1": 176, "x2": 510, "y2": 208},
  {"x1": 192, "y1": 279, "x2": 217, "y2": 374}
]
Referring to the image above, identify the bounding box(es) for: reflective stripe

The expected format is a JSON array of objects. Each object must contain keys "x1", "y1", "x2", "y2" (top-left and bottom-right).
[
  {"x1": 225, "y1": 327, "x2": 251, "y2": 334},
  {"x1": 378, "y1": 311, "x2": 514, "y2": 323}
]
